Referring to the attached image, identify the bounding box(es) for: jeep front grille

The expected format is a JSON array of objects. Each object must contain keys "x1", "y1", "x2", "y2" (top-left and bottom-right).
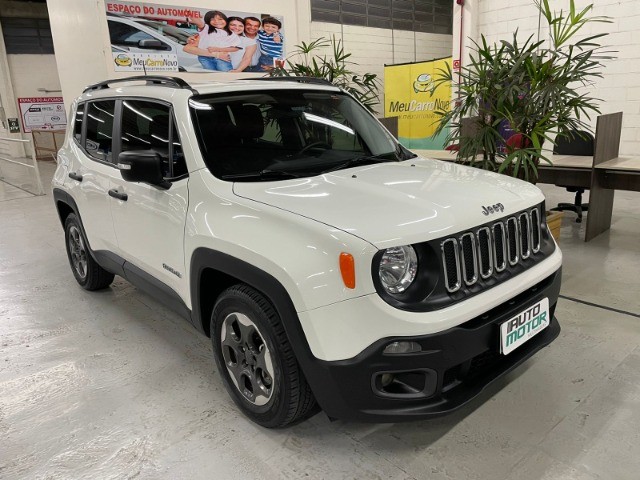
[{"x1": 442, "y1": 208, "x2": 543, "y2": 293}]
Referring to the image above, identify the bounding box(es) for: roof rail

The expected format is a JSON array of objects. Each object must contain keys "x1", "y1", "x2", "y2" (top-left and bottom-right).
[
  {"x1": 83, "y1": 76, "x2": 197, "y2": 94},
  {"x1": 244, "y1": 76, "x2": 336, "y2": 87}
]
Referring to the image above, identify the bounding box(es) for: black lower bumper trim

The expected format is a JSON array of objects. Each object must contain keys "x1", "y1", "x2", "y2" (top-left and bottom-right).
[{"x1": 304, "y1": 268, "x2": 562, "y2": 422}]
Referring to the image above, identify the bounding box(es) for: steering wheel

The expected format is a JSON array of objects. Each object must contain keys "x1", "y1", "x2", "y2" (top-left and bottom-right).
[{"x1": 297, "y1": 141, "x2": 331, "y2": 155}]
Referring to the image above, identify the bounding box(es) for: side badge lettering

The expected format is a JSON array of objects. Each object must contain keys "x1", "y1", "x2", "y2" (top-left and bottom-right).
[{"x1": 162, "y1": 263, "x2": 182, "y2": 278}]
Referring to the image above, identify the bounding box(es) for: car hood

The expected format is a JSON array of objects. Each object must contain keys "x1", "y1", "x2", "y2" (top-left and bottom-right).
[{"x1": 232, "y1": 157, "x2": 545, "y2": 249}]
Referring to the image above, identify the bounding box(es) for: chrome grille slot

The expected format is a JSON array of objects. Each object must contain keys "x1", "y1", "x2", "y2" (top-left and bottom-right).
[
  {"x1": 476, "y1": 227, "x2": 493, "y2": 278},
  {"x1": 493, "y1": 222, "x2": 507, "y2": 272},
  {"x1": 530, "y1": 208, "x2": 541, "y2": 252},
  {"x1": 460, "y1": 233, "x2": 478, "y2": 286},
  {"x1": 506, "y1": 217, "x2": 519, "y2": 265},
  {"x1": 438, "y1": 205, "x2": 546, "y2": 296},
  {"x1": 442, "y1": 238, "x2": 461, "y2": 293},
  {"x1": 519, "y1": 212, "x2": 531, "y2": 259}
]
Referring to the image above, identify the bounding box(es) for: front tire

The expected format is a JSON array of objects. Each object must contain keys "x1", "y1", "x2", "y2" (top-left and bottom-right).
[
  {"x1": 64, "y1": 213, "x2": 114, "y2": 290},
  {"x1": 211, "y1": 284, "x2": 317, "y2": 428}
]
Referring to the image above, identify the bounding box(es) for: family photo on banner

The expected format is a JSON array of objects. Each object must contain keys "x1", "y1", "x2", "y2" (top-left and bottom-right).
[{"x1": 105, "y1": 1, "x2": 285, "y2": 73}]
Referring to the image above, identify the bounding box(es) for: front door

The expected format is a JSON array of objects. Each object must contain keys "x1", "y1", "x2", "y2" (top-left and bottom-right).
[{"x1": 109, "y1": 99, "x2": 190, "y2": 303}]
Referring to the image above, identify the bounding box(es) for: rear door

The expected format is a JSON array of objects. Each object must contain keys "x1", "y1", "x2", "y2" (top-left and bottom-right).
[
  {"x1": 67, "y1": 100, "x2": 119, "y2": 253},
  {"x1": 109, "y1": 99, "x2": 189, "y2": 302}
]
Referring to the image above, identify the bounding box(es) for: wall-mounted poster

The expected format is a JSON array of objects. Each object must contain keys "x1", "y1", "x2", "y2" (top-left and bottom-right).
[
  {"x1": 18, "y1": 97, "x2": 67, "y2": 133},
  {"x1": 384, "y1": 57, "x2": 452, "y2": 149},
  {"x1": 105, "y1": 1, "x2": 285, "y2": 73}
]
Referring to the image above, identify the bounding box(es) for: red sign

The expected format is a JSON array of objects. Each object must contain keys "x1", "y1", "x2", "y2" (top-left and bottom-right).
[{"x1": 453, "y1": 59, "x2": 461, "y2": 70}]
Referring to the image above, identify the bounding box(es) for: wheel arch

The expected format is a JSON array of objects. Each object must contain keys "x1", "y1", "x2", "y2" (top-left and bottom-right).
[
  {"x1": 190, "y1": 248, "x2": 305, "y2": 340},
  {"x1": 53, "y1": 188, "x2": 80, "y2": 227},
  {"x1": 190, "y1": 247, "x2": 350, "y2": 416}
]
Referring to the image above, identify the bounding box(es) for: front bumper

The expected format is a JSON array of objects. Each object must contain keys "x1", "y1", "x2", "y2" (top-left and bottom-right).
[{"x1": 301, "y1": 268, "x2": 561, "y2": 422}]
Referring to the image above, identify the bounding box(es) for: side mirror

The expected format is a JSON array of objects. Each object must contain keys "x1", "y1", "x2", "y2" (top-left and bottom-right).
[
  {"x1": 138, "y1": 39, "x2": 164, "y2": 50},
  {"x1": 117, "y1": 150, "x2": 171, "y2": 189}
]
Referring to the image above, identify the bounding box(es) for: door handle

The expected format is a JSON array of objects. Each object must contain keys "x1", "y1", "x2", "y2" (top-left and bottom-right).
[
  {"x1": 68, "y1": 172, "x2": 83, "y2": 182},
  {"x1": 108, "y1": 188, "x2": 128, "y2": 201}
]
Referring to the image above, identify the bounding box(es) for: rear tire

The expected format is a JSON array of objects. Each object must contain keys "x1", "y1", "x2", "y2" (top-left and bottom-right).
[
  {"x1": 64, "y1": 213, "x2": 114, "y2": 290},
  {"x1": 211, "y1": 284, "x2": 317, "y2": 428}
]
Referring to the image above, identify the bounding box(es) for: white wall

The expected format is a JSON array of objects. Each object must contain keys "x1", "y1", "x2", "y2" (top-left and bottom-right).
[
  {"x1": 48, "y1": 0, "x2": 311, "y2": 106},
  {"x1": 0, "y1": 1, "x2": 60, "y2": 155},
  {"x1": 309, "y1": 22, "x2": 452, "y2": 113},
  {"x1": 7, "y1": 55, "x2": 62, "y2": 99},
  {"x1": 473, "y1": 0, "x2": 640, "y2": 155}
]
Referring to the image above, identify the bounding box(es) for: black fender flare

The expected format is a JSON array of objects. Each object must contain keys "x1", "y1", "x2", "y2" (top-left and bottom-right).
[
  {"x1": 52, "y1": 188, "x2": 126, "y2": 277},
  {"x1": 53, "y1": 188, "x2": 81, "y2": 228},
  {"x1": 190, "y1": 247, "x2": 337, "y2": 407}
]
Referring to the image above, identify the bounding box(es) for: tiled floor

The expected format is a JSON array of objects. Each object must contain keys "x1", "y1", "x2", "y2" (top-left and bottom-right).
[{"x1": 0, "y1": 161, "x2": 638, "y2": 479}]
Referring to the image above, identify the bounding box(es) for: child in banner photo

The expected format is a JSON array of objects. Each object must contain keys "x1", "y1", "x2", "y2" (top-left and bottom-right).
[
  {"x1": 257, "y1": 17, "x2": 284, "y2": 70},
  {"x1": 183, "y1": 10, "x2": 241, "y2": 72}
]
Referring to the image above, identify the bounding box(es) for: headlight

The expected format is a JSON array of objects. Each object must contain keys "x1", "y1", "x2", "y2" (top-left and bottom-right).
[{"x1": 378, "y1": 245, "x2": 418, "y2": 294}]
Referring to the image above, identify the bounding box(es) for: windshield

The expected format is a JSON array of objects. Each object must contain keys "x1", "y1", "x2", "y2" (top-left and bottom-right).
[
  {"x1": 137, "y1": 20, "x2": 191, "y2": 45},
  {"x1": 189, "y1": 90, "x2": 414, "y2": 181}
]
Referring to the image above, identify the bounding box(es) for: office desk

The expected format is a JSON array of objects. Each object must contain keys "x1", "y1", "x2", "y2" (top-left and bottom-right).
[
  {"x1": 596, "y1": 157, "x2": 640, "y2": 192},
  {"x1": 537, "y1": 155, "x2": 592, "y2": 188},
  {"x1": 413, "y1": 149, "x2": 640, "y2": 241},
  {"x1": 413, "y1": 149, "x2": 458, "y2": 161}
]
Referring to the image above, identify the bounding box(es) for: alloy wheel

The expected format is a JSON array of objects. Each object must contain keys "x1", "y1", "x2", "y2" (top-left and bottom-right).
[
  {"x1": 68, "y1": 225, "x2": 88, "y2": 280},
  {"x1": 220, "y1": 312, "x2": 275, "y2": 406}
]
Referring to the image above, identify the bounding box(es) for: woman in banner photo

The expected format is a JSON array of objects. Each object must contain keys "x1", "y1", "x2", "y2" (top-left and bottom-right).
[
  {"x1": 226, "y1": 16, "x2": 258, "y2": 73},
  {"x1": 183, "y1": 10, "x2": 240, "y2": 72}
]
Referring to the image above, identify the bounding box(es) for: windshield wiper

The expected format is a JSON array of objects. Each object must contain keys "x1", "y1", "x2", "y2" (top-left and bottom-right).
[
  {"x1": 320, "y1": 154, "x2": 398, "y2": 174},
  {"x1": 220, "y1": 169, "x2": 302, "y2": 181}
]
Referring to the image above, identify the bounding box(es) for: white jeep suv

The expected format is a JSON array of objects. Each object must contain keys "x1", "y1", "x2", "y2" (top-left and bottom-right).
[{"x1": 53, "y1": 76, "x2": 562, "y2": 427}]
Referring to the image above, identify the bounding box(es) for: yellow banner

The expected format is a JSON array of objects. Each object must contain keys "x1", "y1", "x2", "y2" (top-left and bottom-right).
[{"x1": 384, "y1": 57, "x2": 451, "y2": 149}]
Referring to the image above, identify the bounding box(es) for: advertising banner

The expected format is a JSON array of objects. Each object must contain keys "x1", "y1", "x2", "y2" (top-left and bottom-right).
[
  {"x1": 384, "y1": 57, "x2": 452, "y2": 149},
  {"x1": 18, "y1": 97, "x2": 67, "y2": 133},
  {"x1": 104, "y1": 1, "x2": 285, "y2": 73}
]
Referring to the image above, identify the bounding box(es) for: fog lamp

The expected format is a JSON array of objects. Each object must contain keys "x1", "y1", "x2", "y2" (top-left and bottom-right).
[
  {"x1": 383, "y1": 341, "x2": 422, "y2": 354},
  {"x1": 380, "y1": 373, "x2": 395, "y2": 387}
]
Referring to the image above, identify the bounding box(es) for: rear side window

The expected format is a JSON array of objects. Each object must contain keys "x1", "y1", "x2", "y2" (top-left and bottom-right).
[
  {"x1": 120, "y1": 100, "x2": 187, "y2": 179},
  {"x1": 85, "y1": 100, "x2": 115, "y2": 163},
  {"x1": 73, "y1": 103, "x2": 84, "y2": 143}
]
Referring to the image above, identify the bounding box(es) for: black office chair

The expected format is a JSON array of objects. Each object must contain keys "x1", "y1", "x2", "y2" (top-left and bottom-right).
[{"x1": 551, "y1": 130, "x2": 594, "y2": 223}]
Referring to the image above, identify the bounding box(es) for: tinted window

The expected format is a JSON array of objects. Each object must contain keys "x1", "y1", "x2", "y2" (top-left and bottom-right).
[
  {"x1": 74, "y1": 103, "x2": 84, "y2": 143},
  {"x1": 136, "y1": 20, "x2": 190, "y2": 45},
  {"x1": 108, "y1": 20, "x2": 167, "y2": 49},
  {"x1": 190, "y1": 90, "x2": 401, "y2": 181},
  {"x1": 120, "y1": 100, "x2": 186, "y2": 179},
  {"x1": 85, "y1": 100, "x2": 115, "y2": 162},
  {"x1": 0, "y1": 17, "x2": 54, "y2": 54},
  {"x1": 309, "y1": 0, "x2": 453, "y2": 34},
  {"x1": 171, "y1": 118, "x2": 187, "y2": 178}
]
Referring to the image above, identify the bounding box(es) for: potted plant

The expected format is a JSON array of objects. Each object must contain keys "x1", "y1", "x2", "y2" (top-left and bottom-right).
[
  {"x1": 269, "y1": 36, "x2": 380, "y2": 114},
  {"x1": 431, "y1": 0, "x2": 611, "y2": 181}
]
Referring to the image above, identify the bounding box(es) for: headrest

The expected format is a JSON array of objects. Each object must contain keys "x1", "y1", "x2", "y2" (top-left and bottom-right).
[{"x1": 232, "y1": 105, "x2": 264, "y2": 139}]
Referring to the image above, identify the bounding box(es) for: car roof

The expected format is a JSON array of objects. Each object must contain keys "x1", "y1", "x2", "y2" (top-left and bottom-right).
[
  {"x1": 191, "y1": 79, "x2": 341, "y2": 96},
  {"x1": 78, "y1": 76, "x2": 341, "y2": 102}
]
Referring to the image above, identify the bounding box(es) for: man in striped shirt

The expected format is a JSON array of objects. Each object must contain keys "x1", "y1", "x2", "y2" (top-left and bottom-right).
[{"x1": 257, "y1": 17, "x2": 284, "y2": 70}]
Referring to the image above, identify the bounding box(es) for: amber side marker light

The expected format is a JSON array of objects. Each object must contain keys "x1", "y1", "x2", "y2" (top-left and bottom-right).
[{"x1": 339, "y1": 252, "x2": 356, "y2": 289}]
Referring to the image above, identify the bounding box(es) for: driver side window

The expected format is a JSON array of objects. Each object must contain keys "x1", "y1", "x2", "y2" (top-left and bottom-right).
[{"x1": 120, "y1": 100, "x2": 187, "y2": 179}]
